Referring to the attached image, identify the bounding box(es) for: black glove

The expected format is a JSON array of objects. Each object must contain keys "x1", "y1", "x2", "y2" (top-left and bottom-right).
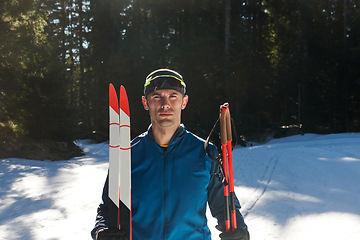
[
  {"x1": 95, "y1": 228, "x2": 128, "y2": 240},
  {"x1": 216, "y1": 225, "x2": 250, "y2": 240}
]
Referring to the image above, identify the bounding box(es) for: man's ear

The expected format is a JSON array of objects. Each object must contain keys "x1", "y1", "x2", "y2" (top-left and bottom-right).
[
  {"x1": 142, "y1": 96, "x2": 149, "y2": 110},
  {"x1": 181, "y1": 95, "x2": 189, "y2": 110}
]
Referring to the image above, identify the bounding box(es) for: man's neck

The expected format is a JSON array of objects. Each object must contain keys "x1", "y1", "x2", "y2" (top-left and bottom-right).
[{"x1": 151, "y1": 123, "x2": 180, "y2": 146}]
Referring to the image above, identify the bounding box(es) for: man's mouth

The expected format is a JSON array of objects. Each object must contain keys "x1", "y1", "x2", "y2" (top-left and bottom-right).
[{"x1": 159, "y1": 112, "x2": 173, "y2": 117}]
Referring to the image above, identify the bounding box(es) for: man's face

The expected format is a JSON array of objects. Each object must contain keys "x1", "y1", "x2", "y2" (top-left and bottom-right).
[{"x1": 142, "y1": 89, "x2": 188, "y2": 128}]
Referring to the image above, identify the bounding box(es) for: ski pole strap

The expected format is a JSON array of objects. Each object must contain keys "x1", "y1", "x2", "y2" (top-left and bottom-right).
[
  {"x1": 204, "y1": 117, "x2": 220, "y2": 163},
  {"x1": 204, "y1": 118, "x2": 228, "y2": 185},
  {"x1": 231, "y1": 118, "x2": 237, "y2": 148}
]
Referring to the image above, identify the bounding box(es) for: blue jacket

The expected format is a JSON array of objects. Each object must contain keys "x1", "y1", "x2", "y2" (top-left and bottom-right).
[{"x1": 91, "y1": 125, "x2": 247, "y2": 239}]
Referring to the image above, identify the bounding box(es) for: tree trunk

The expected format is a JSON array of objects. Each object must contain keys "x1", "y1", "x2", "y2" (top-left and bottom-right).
[{"x1": 224, "y1": 0, "x2": 231, "y2": 98}]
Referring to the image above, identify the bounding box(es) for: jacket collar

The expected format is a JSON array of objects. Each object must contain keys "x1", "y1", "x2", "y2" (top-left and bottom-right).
[{"x1": 147, "y1": 124, "x2": 186, "y2": 149}]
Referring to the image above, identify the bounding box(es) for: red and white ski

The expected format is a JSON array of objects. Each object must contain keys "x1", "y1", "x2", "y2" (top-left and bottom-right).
[{"x1": 108, "y1": 84, "x2": 132, "y2": 239}]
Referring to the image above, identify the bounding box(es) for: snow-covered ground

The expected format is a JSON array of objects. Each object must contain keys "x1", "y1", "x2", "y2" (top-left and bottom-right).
[{"x1": 1, "y1": 133, "x2": 360, "y2": 240}]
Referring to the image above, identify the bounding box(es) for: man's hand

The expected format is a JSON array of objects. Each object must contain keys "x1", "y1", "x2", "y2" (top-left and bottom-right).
[
  {"x1": 95, "y1": 228, "x2": 128, "y2": 240},
  {"x1": 216, "y1": 225, "x2": 250, "y2": 240}
]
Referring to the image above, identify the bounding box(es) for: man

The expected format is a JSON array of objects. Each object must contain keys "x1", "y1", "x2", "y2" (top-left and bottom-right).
[{"x1": 91, "y1": 69, "x2": 249, "y2": 240}]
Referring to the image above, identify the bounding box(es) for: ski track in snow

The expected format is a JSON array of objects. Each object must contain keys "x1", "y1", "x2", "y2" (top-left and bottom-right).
[
  {"x1": 230, "y1": 134, "x2": 360, "y2": 240},
  {"x1": 1, "y1": 135, "x2": 360, "y2": 240}
]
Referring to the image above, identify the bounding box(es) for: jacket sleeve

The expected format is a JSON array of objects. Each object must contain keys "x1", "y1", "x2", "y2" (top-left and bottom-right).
[
  {"x1": 207, "y1": 146, "x2": 248, "y2": 230},
  {"x1": 91, "y1": 174, "x2": 110, "y2": 239}
]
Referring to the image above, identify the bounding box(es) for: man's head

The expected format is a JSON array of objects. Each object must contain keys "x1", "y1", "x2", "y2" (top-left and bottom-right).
[
  {"x1": 143, "y1": 69, "x2": 186, "y2": 98},
  {"x1": 142, "y1": 69, "x2": 188, "y2": 129}
]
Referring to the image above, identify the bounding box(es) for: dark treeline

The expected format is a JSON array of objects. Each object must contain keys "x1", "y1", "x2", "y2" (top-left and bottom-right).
[{"x1": 1, "y1": 0, "x2": 360, "y2": 144}]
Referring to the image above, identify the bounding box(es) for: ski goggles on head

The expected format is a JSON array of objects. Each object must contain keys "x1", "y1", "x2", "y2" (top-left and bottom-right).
[{"x1": 144, "y1": 70, "x2": 186, "y2": 97}]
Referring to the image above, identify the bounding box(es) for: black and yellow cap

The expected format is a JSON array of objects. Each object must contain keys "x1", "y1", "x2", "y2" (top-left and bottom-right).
[{"x1": 144, "y1": 69, "x2": 186, "y2": 97}]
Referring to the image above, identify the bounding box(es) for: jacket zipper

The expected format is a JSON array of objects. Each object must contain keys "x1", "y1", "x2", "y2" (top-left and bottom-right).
[{"x1": 163, "y1": 149, "x2": 168, "y2": 240}]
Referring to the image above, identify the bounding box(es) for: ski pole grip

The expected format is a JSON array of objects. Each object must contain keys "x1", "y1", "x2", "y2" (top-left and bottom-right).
[
  {"x1": 220, "y1": 108, "x2": 227, "y2": 145},
  {"x1": 225, "y1": 108, "x2": 232, "y2": 142}
]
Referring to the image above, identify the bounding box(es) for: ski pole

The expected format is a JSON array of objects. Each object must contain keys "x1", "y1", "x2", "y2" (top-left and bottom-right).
[
  {"x1": 220, "y1": 105, "x2": 231, "y2": 232},
  {"x1": 220, "y1": 103, "x2": 237, "y2": 232},
  {"x1": 225, "y1": 105, "x2": 237, "y2": 231}
]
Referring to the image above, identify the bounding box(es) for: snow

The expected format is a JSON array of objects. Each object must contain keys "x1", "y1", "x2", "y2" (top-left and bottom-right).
[{"x1": 1, "y1": 134, "x2": 360, "y2": 240}]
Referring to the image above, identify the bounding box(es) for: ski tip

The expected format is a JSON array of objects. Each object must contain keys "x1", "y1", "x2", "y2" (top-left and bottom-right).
[
  {"x1": 109, "y1": 83, "x2": 120, "y2": 114},
  {"x1": 120, "y1": 85, "x2": 130, "y2": 117}
]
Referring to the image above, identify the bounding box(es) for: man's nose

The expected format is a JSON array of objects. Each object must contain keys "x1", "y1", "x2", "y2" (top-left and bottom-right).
[{"x1": 161, "y1": 97, "x2": 170, "y2": 108}]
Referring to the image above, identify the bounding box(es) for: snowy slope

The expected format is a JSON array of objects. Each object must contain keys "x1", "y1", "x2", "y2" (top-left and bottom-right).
[
  {"x1": 227, "y1": 133, "x2": 360, "y2": 240},
  {"x1": 0, "y1": 140, "x2": 109, "y2": 240},
  {"x1": 1, "y1": 134, "x2": 360, "y2": 240}
]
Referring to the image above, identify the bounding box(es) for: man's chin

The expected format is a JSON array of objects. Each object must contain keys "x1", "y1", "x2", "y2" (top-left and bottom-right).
[{"x1": 158, "y1": 120, "x2": 176, "y2": 128}]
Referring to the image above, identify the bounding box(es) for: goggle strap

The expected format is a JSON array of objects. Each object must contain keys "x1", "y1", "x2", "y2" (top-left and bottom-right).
[{"x1": 144, "y1": 75, "x2": 186, "y2": 88}]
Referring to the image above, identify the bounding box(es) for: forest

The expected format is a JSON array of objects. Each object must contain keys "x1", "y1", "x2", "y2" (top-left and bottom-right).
[{"x1": 1, "y1": 0, "x2": 360, "y2": 145}]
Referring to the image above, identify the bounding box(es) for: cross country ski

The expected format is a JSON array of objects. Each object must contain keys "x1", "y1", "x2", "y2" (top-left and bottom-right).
[{"x1": 108, "y1": 84, "x2": 132, "y2": 239}]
